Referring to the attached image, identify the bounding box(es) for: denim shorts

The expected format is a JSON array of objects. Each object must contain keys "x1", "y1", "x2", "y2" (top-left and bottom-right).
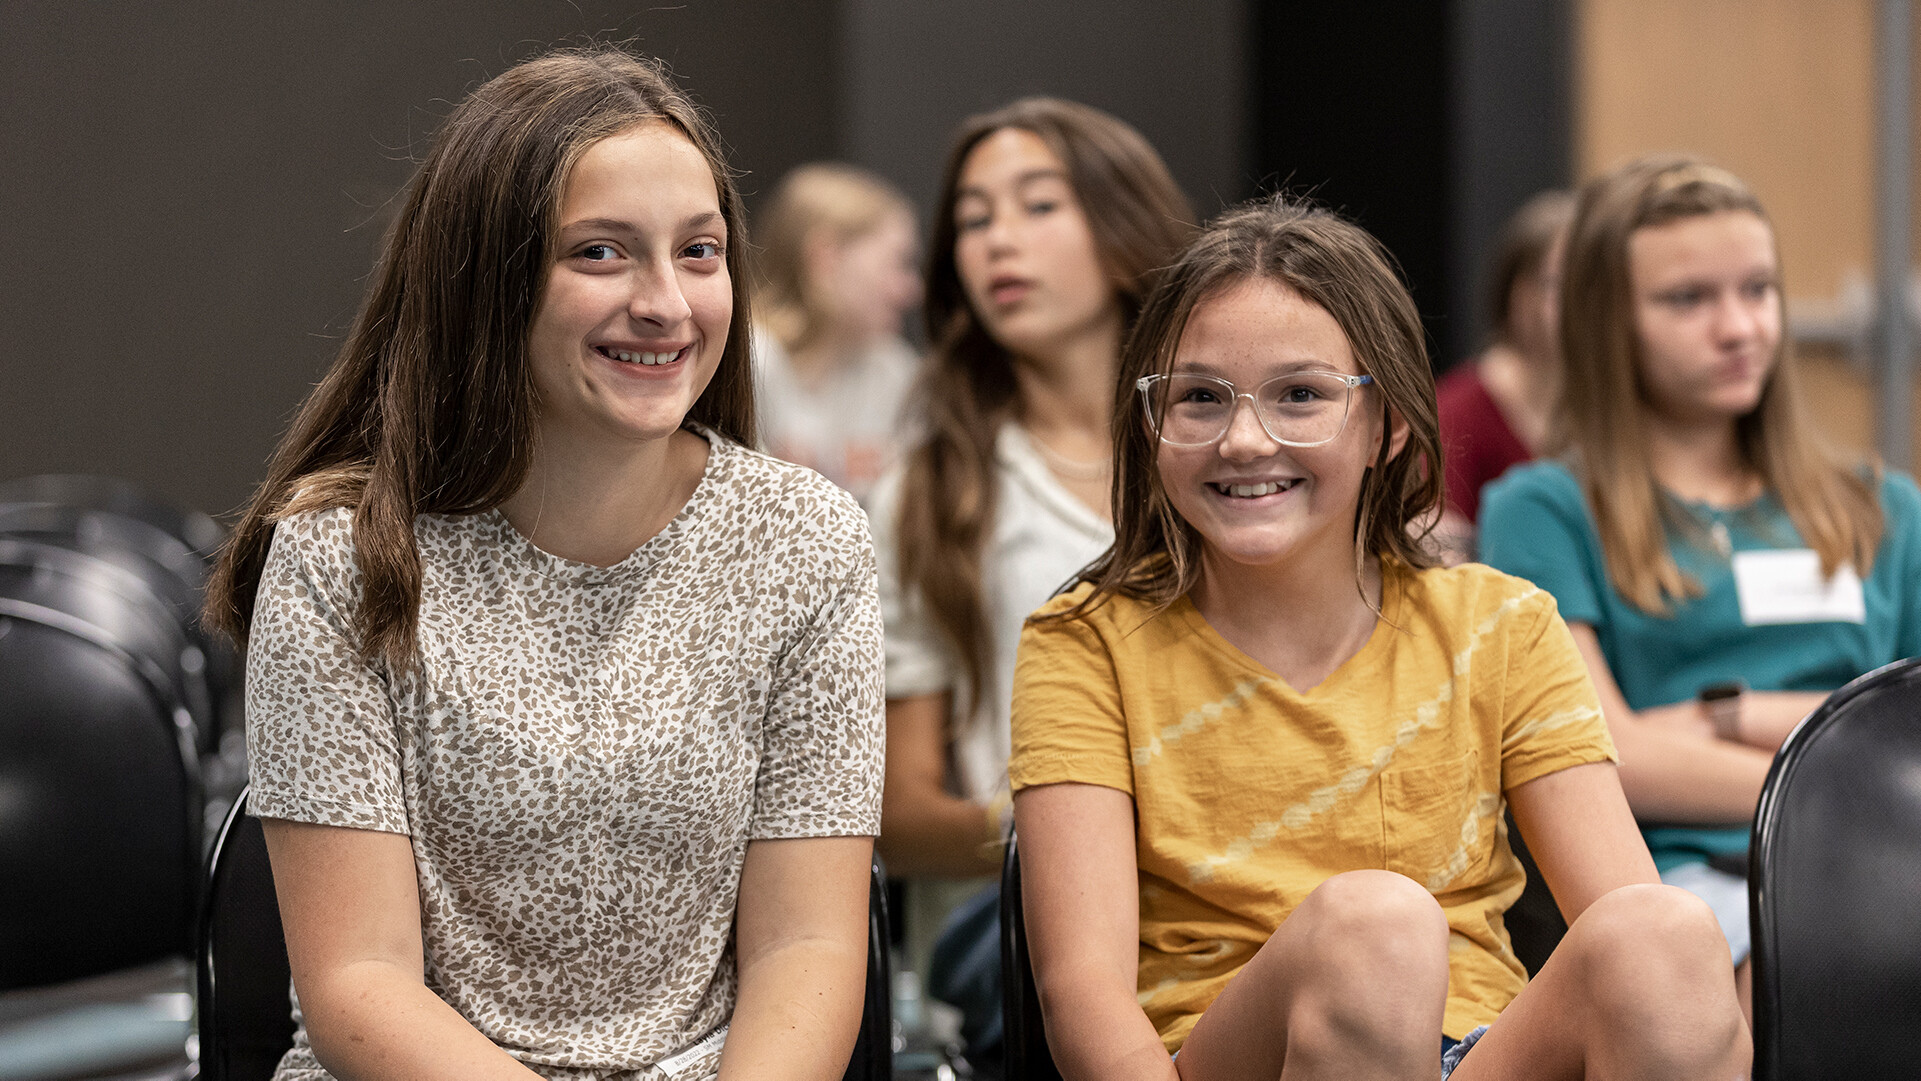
[
  {"x1": 1439, "y1": 1025, "x2": 1489, "y2": 1078},
  {"x1": 1659, "y1": 860, "x2": 1751, "y2": 965},
  {"x1": 1175, "y1": 1024, "x2": 1488, "y2": 1078}
]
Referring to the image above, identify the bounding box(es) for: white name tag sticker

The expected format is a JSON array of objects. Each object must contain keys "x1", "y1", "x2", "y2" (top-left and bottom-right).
[
  {"x1": 1732, "y1": 549, "x2": 1867, "y2": 626},
  {"x1": 657, "y1": 1024, "x2": 728, "y2": 1078}
]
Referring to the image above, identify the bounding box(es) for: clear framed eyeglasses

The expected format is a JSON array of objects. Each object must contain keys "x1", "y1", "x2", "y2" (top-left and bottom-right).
[{"x1": 1136, "y1": 370, "x2": 1375, "y2": 448}]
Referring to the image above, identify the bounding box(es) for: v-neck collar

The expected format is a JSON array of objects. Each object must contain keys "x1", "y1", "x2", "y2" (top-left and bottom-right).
[{"x1": 1170, "y1": 564, "x2": 1404, "y2": 697}]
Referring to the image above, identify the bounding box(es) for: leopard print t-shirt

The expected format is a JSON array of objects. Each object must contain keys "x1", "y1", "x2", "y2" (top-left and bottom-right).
[{"x1": 246, "y1": 430, "x2": 884, "y2": 1081}]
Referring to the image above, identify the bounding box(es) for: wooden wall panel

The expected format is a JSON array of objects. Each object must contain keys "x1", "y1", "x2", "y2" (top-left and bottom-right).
[{"x1": 1577, "y1": 0, "x2": 1876, "y2": 299}]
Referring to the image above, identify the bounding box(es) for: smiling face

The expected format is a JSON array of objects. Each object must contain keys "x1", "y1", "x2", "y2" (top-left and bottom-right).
[
  {"x1": 525, "y1": 120, "x2": 732, "y2": 450},
  {"x1": 1155, "y1": 277, "x2": 1404, "y2": 580},
  {"x1": 950, "y1": 127, "x2": 1121, "y2": 361},
  {"x1": 1628, "y1": 209, "x2": 1782, "y2": 426}
]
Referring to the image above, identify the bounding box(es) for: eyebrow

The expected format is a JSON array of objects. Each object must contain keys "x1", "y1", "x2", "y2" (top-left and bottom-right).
[{"x1": 559, "y1": 211, "x2": 726, "y2": 236}]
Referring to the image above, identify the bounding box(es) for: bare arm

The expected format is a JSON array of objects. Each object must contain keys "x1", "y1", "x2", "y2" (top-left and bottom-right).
[
  {"x1": 1723, "y1": 691, "x2": 1827, "y2": 752},
  {"x1": 1015, "y1": 783, "x2": 1179, "y2": 1081},
  {"x1": 1566, "y1": 622, "x2": 1772, "y2": 822},
  {"x1": 1506, "y1": 762, "x2": 1659, "y2": 923},
  {"x1": 719, "y1": 835, "x2": 873, "y2": 1081},
  {"x1": 877, "y1": 692, "x2": 1001, "y2": 877},
  {"x1": 262, "y1": 819, "x2": 542, "y2": 1081}
]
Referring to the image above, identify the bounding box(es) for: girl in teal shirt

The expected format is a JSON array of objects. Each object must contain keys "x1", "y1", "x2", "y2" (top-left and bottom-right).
[{"x1": 1480, "y1": 155, "x2": 1921, "y2": 1022}]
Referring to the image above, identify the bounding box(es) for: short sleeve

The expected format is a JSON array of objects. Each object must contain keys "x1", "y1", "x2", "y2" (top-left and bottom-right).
[
  {"x1": 1479, "y1": 464, "x2": 1606, "y2": 629},
  {"x1": 750, "y1": 537, "x2": 886, "y2": 839},
  {"x1": 1499, "y1": 589, "x2": 1618, "y2": 791},
  {"x1": 866, "y1": 466, "x2": 961, "y2": 700},
  {"x1": 244, "y1": 512, "x2": 409, "y2": 835},
  {"x1": 1008, "y1": 595, "x2": 1134, "y2": 795}
]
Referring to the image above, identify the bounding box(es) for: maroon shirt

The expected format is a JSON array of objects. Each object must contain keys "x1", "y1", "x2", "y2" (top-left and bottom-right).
[{"x1": 1436, "y1": 363, "x2": 1532, "y2": 522}]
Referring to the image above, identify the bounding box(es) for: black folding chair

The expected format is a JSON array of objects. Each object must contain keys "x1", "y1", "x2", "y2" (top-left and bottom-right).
[
  {"x1": 0, "y1": 500, "x2": 239, "y2": 746},
  {"x1": 1750, "y1": 656, "x2": 1921, "y2": 1080},
  {"x1": 0, "y1": 598, "x2": 200, "y2": 990},
  {"x1": 999, "y1": 831, "x2": 1062, "y2": 1081},
  {"x1": 0, "y1": 538, "x2": 218, "y2": 750},
  {"x1": 195, "y1": 791, "x2": 293, "y2": 1081},
  {"x1": 198, "y1": 790, "x2": 893, "y2": 1081}
]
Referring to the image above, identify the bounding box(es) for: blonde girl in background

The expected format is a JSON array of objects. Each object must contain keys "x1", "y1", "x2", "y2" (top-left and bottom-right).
[
  {"x1": 754, "y1": 163, "x2": 923, "y2": 504},
  {"x1": 867, "y1": 97, "x2": 1192, "y2": 1058},
  {"x1": 1011, "y1": 196, "x2": 1748, "y2": 1080},
  {"x1": 1480, "y1": 155, "x2": 1921, "y2": 1016}
]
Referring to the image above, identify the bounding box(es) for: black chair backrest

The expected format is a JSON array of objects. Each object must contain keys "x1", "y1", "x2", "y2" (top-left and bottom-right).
[
  {"x1": 1750, "y1": 657, "x2": 1921, "y2": 1080},
  {"x1": 0, "y1": 538, "x2": 216, "y2": 747},
  {"x1": 845, "y1": 858, "x2": 894, "y2": 1081},
  {"x1": 1500, "y1": 808, "x2": 1567, "y2": 975},
  {"x1": 0, "y1": 601, "x2": 200, "y2": 989},
  {"x1": 0, "y1": 501, "x2": 238, "y2": 742},
  {"x1": 197, "y1": 791, "x2": 294, "y2": 1081},
  {"x1": 1000, "y1": 832, "x2": 1062, "y2": 1081},
  {"x1": 197, "y1": 791, "x2": 894, "y2": 1081}
]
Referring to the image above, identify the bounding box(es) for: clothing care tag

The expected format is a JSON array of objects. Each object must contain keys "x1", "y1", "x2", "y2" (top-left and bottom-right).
[
  {"x1": 657, "y1": 1024, "x2": 729, "y2": 1078},
  {"x1": 1732, "y1": 549, "x2": 1867, "y2": 626}
]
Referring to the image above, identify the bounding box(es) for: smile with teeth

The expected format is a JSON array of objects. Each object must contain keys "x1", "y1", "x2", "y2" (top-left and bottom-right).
[
  {"x1": 598, "y1": 345, "x2": 685, "y2": 366},
  {"x1": 1211, "y1": 480, "x2": 1298, "y2": 498}
]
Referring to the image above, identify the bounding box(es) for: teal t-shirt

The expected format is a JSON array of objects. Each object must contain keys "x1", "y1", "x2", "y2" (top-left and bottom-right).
[{"x1": 1478, "y1": 461, "x2": 1921, "y2": 872}]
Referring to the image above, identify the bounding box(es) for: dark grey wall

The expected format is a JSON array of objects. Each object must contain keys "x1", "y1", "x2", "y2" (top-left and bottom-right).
[
  {"x1": 1448, "y1": 0, "x2": 1573, "y2": 361},
  {"x1": 1246, "y1": 0, "x2": 1571, "y2": 367},
  {"x1": 0, "y1": 1, "x2": 835, "y2": 518},
  {"x1": 840, "y1": 0, "x2": 1248, "y2": 224}
]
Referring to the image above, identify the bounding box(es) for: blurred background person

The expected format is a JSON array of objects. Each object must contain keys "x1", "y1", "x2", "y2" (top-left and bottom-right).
[
  {"x1": 868, "y1": 97, "x2": 1193, "y2": 1068},
  {"x1": 754, "y1": 162, "x2": 923, "y2": 505},
  {"x1": 1432, "y1": 189, "x2": 1573, "y2": 562},
  {"x1": 1480, "y1": 155, "x2": 1921, "y2": 1020}
]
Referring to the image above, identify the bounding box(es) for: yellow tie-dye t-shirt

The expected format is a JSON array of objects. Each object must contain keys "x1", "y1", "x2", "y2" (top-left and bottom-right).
[{"x1": 1008, "y1": 561, "x2": 1616, "y2": 1047}]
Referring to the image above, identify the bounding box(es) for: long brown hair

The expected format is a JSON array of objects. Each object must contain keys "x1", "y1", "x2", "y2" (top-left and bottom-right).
[
  {"x1": 756, "y1": 162, "x2": 913, "y2": 355},
  {"x1": 1556, "y1": 154, "x2": 1881, "y2": 614},
  {"x1": 204, "y1": 46, "x2": 756, "y2": 672},
  {"x1": 1066, "y1": 195, "x2": 1441, "y2": 617},
  {"x1": 898, "y1": 97, "x2": 1192, "y2": 713}
]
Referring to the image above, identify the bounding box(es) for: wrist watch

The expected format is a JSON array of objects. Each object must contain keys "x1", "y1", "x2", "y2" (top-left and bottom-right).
[{"x1": 1699, "y1": 680, "x2": 1746, "y2": 742}]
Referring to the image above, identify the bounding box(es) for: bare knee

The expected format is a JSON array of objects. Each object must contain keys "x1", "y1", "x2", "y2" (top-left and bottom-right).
[
  {"x1": 1266, "y1": 871, "x2": 1450, "y2": 1054},
  {"x1": 1564, "y1": 883, "x2": 1731, "y2": 996},
  {"x1": 1561, "y1": 884, "x2": 1747, "y2": 1061},
  {"x1": 1290, "y1": 869, "x2": 1450, "y2": 960}
]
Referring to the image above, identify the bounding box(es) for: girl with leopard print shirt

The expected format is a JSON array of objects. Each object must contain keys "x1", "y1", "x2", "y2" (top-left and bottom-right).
[{"x1": 204, "y1": 47, "x2": 884, "y2": 1081}]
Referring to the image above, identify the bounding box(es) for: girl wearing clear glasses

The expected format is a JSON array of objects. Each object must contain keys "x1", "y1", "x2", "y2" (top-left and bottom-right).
[
  {"x1": 1479, "y1": 156, "x2": 1921, "y2": 1018},
  {"x1": 1009, "y1": 197, "x2": 1748, "y2": 1081}
]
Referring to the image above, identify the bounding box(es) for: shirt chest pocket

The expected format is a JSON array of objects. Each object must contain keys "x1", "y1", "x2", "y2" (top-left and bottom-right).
[{"x1": 1379, "y1": 750, "x2": 1498, "y2": 892}]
